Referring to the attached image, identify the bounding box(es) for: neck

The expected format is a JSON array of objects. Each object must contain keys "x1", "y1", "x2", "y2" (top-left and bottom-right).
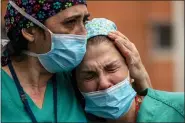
[
  {"x1": 11, "y1": 56, "x2": 53, "y2": 89},
  {"x1": 3, "y1": 56, "x2": 53, "y2": 108},
  {"x1": 107, "y1": 100, "x2": 137, "y2": 123},
  {"x1": 119, "y1": 100, "x2": 137, "y2": 122}
]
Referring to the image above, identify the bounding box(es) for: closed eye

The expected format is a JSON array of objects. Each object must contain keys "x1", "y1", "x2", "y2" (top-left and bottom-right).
[
  {"x1": 83, "y1": 14, "x2": 90, "y2": 24},
  {"x1": 82, "y1": 71, "x2": 97, "y2": 81},
  {"x1": 104, "y1": 61, "x2": 121, "y2": 73},
  {"x1": 63, "y1": 19, "x2": 77, "y2": 25},
  {"x1": 105, "y1": 66, "x2": 120, "y2": 73}
]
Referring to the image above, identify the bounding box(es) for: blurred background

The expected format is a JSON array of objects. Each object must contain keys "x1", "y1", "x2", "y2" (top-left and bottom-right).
[{"x1": 1, "y1": 1, "x2": 184, "y2": 92}]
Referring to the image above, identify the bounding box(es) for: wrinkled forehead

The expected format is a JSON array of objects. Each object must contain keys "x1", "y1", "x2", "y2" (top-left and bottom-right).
[
  {"x1": 82, "y1": 40, "x2": 123, "y2": 66},
  {"x1": 45, "y1": 4, "x2": 88, "y2": 23},
  {"x1": 80, "y1": 36, "x2": 127, "y2": 71}
]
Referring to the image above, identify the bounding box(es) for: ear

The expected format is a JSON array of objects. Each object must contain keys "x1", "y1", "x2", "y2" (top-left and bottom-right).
[
  {"x1": 131, "y1": 78, "x2": 135, "y2": 83},
  {"x1": 21, "y1": 28, "x2": 35, "y2": 43}
]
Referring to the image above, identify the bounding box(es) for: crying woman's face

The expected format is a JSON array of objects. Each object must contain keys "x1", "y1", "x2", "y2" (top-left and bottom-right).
[{"x1": 75, "y1": 36, "x2": 129, "y2": 92}]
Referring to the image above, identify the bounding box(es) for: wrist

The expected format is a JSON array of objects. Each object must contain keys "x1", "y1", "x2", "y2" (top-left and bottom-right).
[{"x1": 133, "y1": 72, "x2": 151, "y2": 92}]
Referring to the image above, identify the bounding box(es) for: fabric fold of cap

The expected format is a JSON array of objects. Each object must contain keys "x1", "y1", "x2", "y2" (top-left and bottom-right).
[
  {"x1": 4, "y1": 0, "x2": 86, "y2": 34},
  {"x1": 85, "y1": 18, "x2": 117, "y2": 40}
]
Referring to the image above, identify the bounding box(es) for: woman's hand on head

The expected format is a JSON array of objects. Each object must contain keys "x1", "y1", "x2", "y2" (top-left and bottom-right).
[{"x1": 108, "y1": 31, "x2": 152, "y2": 92}]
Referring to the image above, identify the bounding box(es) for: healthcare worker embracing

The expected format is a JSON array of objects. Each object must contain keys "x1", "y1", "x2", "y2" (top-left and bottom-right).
[
  {"x1": 75, "y1": 18, "x2": 185, "y2": 123},
  {"x1": 2, "y1": 0, "x2": 88, "y2": 122},
  {"x1": 1, "y1": 0, "x2": 152, "y2": 122}
]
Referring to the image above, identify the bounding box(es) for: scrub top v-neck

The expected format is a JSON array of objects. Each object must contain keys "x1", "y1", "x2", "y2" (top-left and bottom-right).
[{"x1": 1, "y1": 68, "x2": 87, "y2": 122}]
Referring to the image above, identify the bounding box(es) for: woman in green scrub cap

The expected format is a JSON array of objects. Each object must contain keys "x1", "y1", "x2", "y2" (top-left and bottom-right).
[{"x1": 75, "y1": 18, "x2": 184, "y2": 122}]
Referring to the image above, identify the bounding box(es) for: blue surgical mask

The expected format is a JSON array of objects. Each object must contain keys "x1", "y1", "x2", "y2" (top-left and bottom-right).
[
  {"x1": 81, "y1": 75, "x2": 137, "y2": 119},
  {"x1": 23, "y1": 34, "x2": 87, "y2": 73},
  {"x1": 10, "y1": 1, "x2": 87, "y2": 73}
]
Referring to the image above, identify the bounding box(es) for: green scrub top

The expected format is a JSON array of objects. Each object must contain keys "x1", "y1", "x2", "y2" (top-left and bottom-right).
[
  {"x1": 1, "y1": 69, "x2": 87, "y2": 122},
  {"x1": 137, "y1": 88, "x2": 184, "y2": 122}
]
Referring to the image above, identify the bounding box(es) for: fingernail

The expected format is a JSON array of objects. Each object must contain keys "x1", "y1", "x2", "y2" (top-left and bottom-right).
[{"x1": 108, "y1": 33, "x2": 115, "y2": 37}]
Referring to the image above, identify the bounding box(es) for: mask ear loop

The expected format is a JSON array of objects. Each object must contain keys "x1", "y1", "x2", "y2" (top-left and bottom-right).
[
  {"x1": 9, "y1": 0, "x2": 53, "y2": 34},
  {"x1": 9, "y1": 0, "x2": 54, "y2": 55},
  {"x1": 22, "y1": 51, "x2": 39, "y2": 57},
  {"x1": 127, "y1": 71, "x2": 134, "y2": 83}
]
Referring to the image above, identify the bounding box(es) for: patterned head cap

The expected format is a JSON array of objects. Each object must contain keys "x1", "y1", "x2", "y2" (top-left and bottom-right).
[
  {"x1": 85, "y1": 18, "x2": 117, "y2": 40},
  {"x1": 4, "y1": 0, "x2": 86, "y2": 37}
]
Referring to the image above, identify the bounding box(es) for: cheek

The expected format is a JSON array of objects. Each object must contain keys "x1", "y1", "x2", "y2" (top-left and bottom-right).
[
  {"x1": 71, "y1": 22, "x2": 86, "y2": 35},
  {"x1": 78, "y1": 80, "x2": 97, "y2": 93},
  {"x1": 35, "y1": 31, "x2": 52, "y2": 53},
  {"x1": 109, "y1": 69, "x2": 128, "y2": 85},
  {"x1": 44, "y1": 32, "x2": 52, "y2": 51}
]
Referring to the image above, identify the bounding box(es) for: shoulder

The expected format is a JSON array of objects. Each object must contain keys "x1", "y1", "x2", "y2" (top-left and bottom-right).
[
  {"x1": 1, "y1": 68, "x2": 12, "y2": 84},
  {"x1": 55, "y1": 71, "x2": 77, "y2": 97},
  {"x1": 55, "y1": 72, "x2": 87, "y2": 122},
  {"x1": 148, "y1": 88, "x2": 184, "y2": 107},
  {"x1": 137, "y1": 88, "x2": 184, "y2": 122},
  {"x1": 56, "y1": 71, "x2": 73, "y2": 87},
  {"x1": 1, "y1": 66, "x2": 11, "y2": 77},
  {"x1": 56, "y1": 71, "x2": 72, "y2": 81},
  {"x1": 147, "y1": 88, "x2": 184, "y2": 116},
  {"x1": 55, "y1": 71, "x2": 82, "y2": 99},
  {"x1": 1, "y1": 65, "x2": 11, "y2": 74}
]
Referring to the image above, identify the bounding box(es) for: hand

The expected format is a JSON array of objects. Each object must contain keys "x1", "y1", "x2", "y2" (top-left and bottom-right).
[{"x1": 108, "y1": 31, "x2": 152, "y2": 92}]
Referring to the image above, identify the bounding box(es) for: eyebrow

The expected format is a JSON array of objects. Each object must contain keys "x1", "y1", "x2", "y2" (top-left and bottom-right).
[
  {"x1": 104, "y1": 60, "x2": 120, "y2": 67},
  {"x1": 63, "y1": 13, "x2": 90, "y2": 22},
  {"x1": 80, "y1": 60, "x2": 120, "y2": 73},
  {"x1": 80, "y1": 69, "x2": 96, "y2": 74}
]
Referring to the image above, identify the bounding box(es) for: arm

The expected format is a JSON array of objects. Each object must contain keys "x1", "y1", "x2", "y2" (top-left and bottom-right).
[{"x1": 108, "y1": 31, "x2": 152, "y2": 92}]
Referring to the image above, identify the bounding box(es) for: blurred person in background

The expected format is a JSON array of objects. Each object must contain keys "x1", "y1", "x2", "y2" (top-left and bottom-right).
[{"x1": 74, "y1": 18, "x2": 184, "y2": 122}]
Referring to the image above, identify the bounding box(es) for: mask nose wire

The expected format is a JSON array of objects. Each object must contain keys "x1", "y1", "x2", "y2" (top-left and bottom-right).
[{"x1": 9, "y1": 0, "x2": 53, "y2": 34}]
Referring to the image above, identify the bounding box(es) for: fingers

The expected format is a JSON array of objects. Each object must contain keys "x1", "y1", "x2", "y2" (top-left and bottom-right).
[
  {"x1": 114, "y1": 37, "x2": 130, "y2": 56},
  {"x1": 113, "y1": 36, "x2": 134, "y2": 65},
  {"x1": 108, "y1": 31, "x2": 137, "y2": 65},
  {"x1": 112, "y1": 31, "x2": 130, "y2": 42},
  {"x1": 108, "y1": 31, "x2": 134, "y2": 51}
]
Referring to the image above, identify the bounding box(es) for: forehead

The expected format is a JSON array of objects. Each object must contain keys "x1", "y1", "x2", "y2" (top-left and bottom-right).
[
  {"x1": 60, "y1": 4, "x2": 88, "y2": 18},
  {"x1": 80, "y1": 41, "x2": 123, "y2": 69},
  {"x1": 45, "y1": 4, "x2": 88, "y2": 22}
]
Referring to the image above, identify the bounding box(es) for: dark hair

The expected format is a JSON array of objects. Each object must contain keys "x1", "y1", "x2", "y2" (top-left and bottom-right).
[
  {"x1": 1, "y1": 25, "x2": 44, "y2": 66},
  {"x1": 1, "y1": 26, "x2": 29, "y2": 66},
  {"x1": 6, "y1": 28, "x2": 29, "y2": 56}
]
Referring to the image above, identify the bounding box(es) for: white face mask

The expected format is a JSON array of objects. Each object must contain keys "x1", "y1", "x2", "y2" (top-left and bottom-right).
[
  {"x1": 10, "y1": 1, "x2": 87, "y2": 73},
  {"x1": 81, "y1": 73, "x2": 137, "y2": 119}
]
